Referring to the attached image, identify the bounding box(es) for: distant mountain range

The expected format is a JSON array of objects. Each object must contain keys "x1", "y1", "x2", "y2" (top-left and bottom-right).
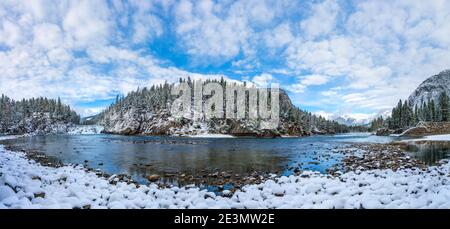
[
  {"x1": 315, "y1": 112, "x2": 373, "y2": 126},
  {"x1": 333, "y1": 115, "x2": 372, "y2": 126}
]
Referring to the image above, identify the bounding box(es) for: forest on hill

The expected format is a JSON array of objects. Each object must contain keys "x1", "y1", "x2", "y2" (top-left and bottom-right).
[
  {"x1": 0, "y1": 95, "x2": 80, "y2": 134},
  {"x1": 94, "y1": 78, "x2": 352, "y2": 137}
]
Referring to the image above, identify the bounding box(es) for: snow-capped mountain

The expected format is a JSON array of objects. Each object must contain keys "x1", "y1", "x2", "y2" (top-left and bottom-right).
[
  {"x1": 408, "y1": 70, "x2": 450, "y2": 108},
  {"x1": 314, "y1": 111, "x2": 375, "y2": 126},
  {"x1": 333, "y1": 115, "x2": 371, "y2": 126}
]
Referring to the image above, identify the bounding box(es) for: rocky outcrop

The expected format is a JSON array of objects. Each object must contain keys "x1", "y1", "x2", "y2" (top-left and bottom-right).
[
  {"x1": 399, "y1": 122, "x2": 450, "y2": 137},
  {"x1": 97, "y1": 82, "x2": 349, "y2": 137},
  {"x1": 376, "y1": 128, "x2": 392, "y2": 136},
  {"x1": 408, "y1": 70, "x2": 450, "y2": 108}
]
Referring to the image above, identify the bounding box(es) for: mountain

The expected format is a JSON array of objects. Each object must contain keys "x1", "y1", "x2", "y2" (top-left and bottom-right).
[
  {"x1": 408, "y1": 70, "x2": 450, "y2": 108},
  {"x1": 96, "y1": 79, "x2": 350, "y2": 137},
  {"x1": 314, "y1": 112, "x2": 374, "y2": 126},
  {"x1": 374, "y1": 69, "x2": 450, "y2": 134},
  {"x1": 81, "y1": 114, "x2": 101, "y2": 125},
  {"x1": 333, "y1": 114, "x2": 372, "y2": 126}
]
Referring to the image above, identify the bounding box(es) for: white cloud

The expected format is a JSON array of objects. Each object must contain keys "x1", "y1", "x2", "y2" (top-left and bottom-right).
[
  {"x1": 247, "y1": 0, "x2": 274, "y2": 25},
  {"x1": 2, "y1": 0, "x2": 450, "y2": 119},
  {"x1": 0, "y1": 0, "x2": 236, "y2": 116},
  {"x1": 264, "y1": 23, "x2": 294, "y2": 48},
  {"x1": 33, "y1": 23, "x2": 63, "y2": 50},
  {"x1": 252, "y1": 73, "x2": 273, "y2": 87},
  {"x1": 0, "y1": 20, "x2": 23, "y2": 47},
  {"x1": 285, "y1": 74, "x2": 330, "y2": 94},
  {"x1": 172, "y1": 0, "x2": 298, "y2": 64},
  {"x1": 128, "y1": 1, "x2": 164, "y2": 44},
  {"x1": 174, "y1": 0, "x2": 252, "y2": 62},
  {"x1": 300, "y1": 74, "x2": 329, "y2": 86},
  {"x1": 300, "y1": 0, "x2": 339, "y2": 39},
  {"x1": 285, "y1": 0, "x2": 450, "y2": 114},
  {"x1": 286, "y1": 84, "x2": 306, "y2": 94},
  {"x1": 62, "y1": 0, "x2": 111, "y2": 49}
]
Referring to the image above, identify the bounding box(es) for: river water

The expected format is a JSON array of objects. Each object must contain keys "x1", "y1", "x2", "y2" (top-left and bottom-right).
[{"x1": 1, "y1": 133, "x2": 448, "y2": 185}]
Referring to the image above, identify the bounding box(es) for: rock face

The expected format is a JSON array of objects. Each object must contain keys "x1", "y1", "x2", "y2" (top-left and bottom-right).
[
  {"x1": 97, "y1": 81, "x2": 348, "y2": 137},
  {"x1": 376, "y1": 128, "x2": 392, "y2": 136},
  {"x1": 408, "y1": 70, "x2": 450, "y2": 108},
  {"x1": 375, "y1": 128, "x2": 404, "y2": 136},
  {"x1": 399, "y1": 122, "x2": 450, "y2": 137},
  {"x1": 100, "y1": 92, "x2": 307, "y2": 137}
]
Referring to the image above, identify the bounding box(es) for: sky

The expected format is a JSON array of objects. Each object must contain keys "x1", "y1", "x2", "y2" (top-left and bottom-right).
[{"x1": 1, "y1": 0, "x2": 450, "y2": 120}]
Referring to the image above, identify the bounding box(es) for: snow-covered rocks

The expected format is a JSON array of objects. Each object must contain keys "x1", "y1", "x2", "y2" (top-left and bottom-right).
[
  {"x1": 1, "y1": 143, "x2": 450, "y2": 209},
  {"x1": 342, "y1": 143, "x2": 427, "y2": 172}
]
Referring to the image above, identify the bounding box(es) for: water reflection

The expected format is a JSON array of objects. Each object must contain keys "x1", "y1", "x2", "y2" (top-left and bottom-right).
[
  {"x1": 0, "y1": 133, "x2": 411, "y2": 185},
  {"x1": 406, "y1": 141, "x2": 450, "y2": 165}
]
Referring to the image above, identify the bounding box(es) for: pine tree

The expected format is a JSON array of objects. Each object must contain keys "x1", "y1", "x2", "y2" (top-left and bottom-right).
[
  {"x1": 0, "y1": 95, "x2": 80, "y2": 134},
  {"x1": 439, "y1": 92, "x2": 450, "y2": 121}
]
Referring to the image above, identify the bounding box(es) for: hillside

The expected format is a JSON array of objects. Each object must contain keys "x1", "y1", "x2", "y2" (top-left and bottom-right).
[
  {"x1": 373, "y1": 69, "x2": 450, "y2": 135},
  {"x1": 0, "y1": 95, "x2": 80, "y2": 134},
  {"x1": 408, "y1": 70, "x2": 450, "y2": 108},
  {"x1": 96, "y1": 79, "x2": 350, "y2": 137}
]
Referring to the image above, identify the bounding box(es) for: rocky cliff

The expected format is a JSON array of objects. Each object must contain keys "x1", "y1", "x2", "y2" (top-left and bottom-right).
[
  {"x1": 97, "y1": 81, "x2": 349, "y2": 137},
  {"x1": 408, "y1": 70, "x2": 450, "y2": 108}
]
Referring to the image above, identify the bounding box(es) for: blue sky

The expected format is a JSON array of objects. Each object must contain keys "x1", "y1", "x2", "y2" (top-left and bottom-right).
[{"x1": 1, "y1": 0, "x2": 450, "y2": 121}]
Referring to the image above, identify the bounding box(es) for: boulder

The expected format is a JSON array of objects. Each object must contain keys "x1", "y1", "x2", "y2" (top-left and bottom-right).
[
  {"x1": 376, "y1": 128, "x2": 392, "y2": 136},
  {"x1": 147, "y1": 174, "x2": 160, "y2": 182}
]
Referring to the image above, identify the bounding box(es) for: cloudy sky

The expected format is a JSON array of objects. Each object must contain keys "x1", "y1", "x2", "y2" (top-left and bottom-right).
[{"x1": 1, "y1": 0, "x2": 450, "y2": 119}]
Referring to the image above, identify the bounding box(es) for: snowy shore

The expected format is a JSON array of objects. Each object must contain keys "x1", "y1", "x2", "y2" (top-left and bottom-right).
[
  {"x1": 67, "y1": 125, "x2": 104, "y2": 135},
  {"x1": 401, "y1": 134, "x2": 450, "y2": 142},
  {"x1": 182, "y1": 133, "x2": 235, "y2": 138},
  {"x1": 1, "y1": 136, "x2": 450, "y2": 209}
]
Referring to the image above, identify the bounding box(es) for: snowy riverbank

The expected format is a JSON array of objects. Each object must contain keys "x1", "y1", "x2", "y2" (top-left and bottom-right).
[
  {"x1": 185, "y1": 133, "x2": 235, "y2": 138},
  {"x1": 67, "y1": 125, "x2": 104, "y2": 135},
  {"x1": 1, "y1": 138, "x2": 450, "y2": 209},
  {"x1": 401, "y1": 134, "x2": 450, "y2": 142}
]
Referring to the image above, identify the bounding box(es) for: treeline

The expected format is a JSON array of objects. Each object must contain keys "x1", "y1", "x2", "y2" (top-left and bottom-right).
[
  {"x1": 370, "y1": 91, "x2": 450, "y2": 131},
  {"x1": 0, "y1": 94, "x2": 80, "y2": 133},
  {"x1": 98, "y1": 77, "x2": 350, "y2": 135}
]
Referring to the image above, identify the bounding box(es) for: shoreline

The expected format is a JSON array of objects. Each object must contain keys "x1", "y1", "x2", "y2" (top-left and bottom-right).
[
  {"x1": 1, "y1": 136, "x2": 279, "y2": 192},
  {"x1": 1, "y1": 135, "x2": 450, "y2": 209}
]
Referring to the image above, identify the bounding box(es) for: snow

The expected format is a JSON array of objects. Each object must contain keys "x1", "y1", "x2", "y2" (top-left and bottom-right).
[
  {"x1": 67, "y1": 125, "x2": 104, "y2": 135},
  {"x1": 1, "y1": 136, "x2": 450, "y2": 209},
  {"x1": 0, "y1": 135, "x2": 27, "y2": 141},
  {"x1": 408, "y1": 70, "x2": 450, "y2": 109},
  {"x1": 422, "y1": 134, "x2": 450, "y2": 141},
  {"x1": 402, "y1": 134, "x2": 450, "y2": 142},
  {"x1": 188, "y1": 133, "x2": 235, "y2": 138}
]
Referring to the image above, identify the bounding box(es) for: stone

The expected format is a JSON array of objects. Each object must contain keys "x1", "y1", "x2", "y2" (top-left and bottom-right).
[
  {"x1": 34, "y1": 192, "x2": 46, "y2": 198},
  {"x1": 147, "y1": 174, "x2": 160, "y2": 182}
]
